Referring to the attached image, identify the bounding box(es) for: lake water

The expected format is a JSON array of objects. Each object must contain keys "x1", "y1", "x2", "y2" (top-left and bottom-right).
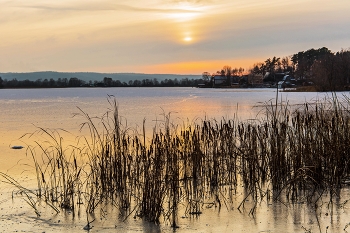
[{"x1": 0, "y1": 87, "x2": 349, "y2": 232}]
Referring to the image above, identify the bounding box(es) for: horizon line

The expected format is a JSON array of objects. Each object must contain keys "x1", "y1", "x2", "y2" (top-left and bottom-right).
[{"x1": 0, "y1": 71, "x2": 202, "y2": 76}]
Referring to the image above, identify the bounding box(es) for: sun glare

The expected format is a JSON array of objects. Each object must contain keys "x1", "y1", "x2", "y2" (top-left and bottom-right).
[
  {"x1": 165, "y1": 3, "x2": 202, "y2": 22},
  {"x1": 184, "y1": 37, "x2": 192, "y2": 42},
  {"x1": 168, "y1": 11, "x2": 198, "y2": 22}
]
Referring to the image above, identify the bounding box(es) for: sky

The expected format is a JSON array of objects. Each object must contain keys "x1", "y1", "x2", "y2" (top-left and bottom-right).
[{"x1": 0, "y1": 0, "x2": 349, "y2": 74}]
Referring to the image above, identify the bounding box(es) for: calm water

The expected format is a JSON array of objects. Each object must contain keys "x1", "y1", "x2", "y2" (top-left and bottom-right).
[{"x1": 0, "y1": 87, "x2": 349, "y2": 232}]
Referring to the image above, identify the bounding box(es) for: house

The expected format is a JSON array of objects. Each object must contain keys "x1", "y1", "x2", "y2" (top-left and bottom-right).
[
  {"x1": 211, "y1": 75, "x2": 227, "y2": 87},
  {"x1": 248, "y1": 74, "x2": 263, "y2": 85},
  {"x1": 278, "y1": 75, "x2": 296, "y2": 89},
  {"x1": 263, "y1": 72, "x2": 286, "y2": 83},
  {"x1": 211, "y1": 74, "x2": 250, "y2": 87},
  {"x1": 231, "y1": 75, "x2": 240, "y2": 85}
]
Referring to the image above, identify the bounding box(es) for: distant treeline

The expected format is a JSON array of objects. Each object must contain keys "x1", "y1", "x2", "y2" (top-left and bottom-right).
[
  {"x1": 208, "y1": 47, "x2": 350, "y2": 91},
  {"x1": 252, "y1": 47, "x2": 350, "y2": 91},
  {"x1": 2, "y1": 47, "x2": 349, "y2": 91},
  {"x1": 0, "y1": 76, "x2": 206, "y2": 88}
]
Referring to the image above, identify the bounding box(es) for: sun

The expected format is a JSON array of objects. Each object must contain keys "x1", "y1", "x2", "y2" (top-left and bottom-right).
[{"x1": 184, "y1": 37, "x2": 192, "y2": 42}]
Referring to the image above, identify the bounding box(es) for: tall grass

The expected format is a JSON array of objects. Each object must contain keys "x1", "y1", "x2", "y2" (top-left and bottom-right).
[{"x1": 6, "y1": 94, "x2": 350, "y2": 227}]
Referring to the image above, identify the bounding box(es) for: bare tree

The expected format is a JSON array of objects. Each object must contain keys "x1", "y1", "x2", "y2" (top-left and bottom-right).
[
  {"x1": 238, "y1": 67, "x2": 244, "y2": 76},
  {"x1": 202, "y1": 72, "x2": 211, "y2": 82},
  {"x1": 222, "y1": 65, "x2": 232, "y2": 85}
]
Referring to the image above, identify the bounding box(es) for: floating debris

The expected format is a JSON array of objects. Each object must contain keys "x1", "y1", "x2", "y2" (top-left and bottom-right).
[{"x1": 11, "y1": 146, "x2": 24, "y2": 150}]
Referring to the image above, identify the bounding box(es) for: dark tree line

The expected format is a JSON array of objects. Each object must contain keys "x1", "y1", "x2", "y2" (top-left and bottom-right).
[
  {"x1": 248, "y1": 47, "x2": 350, "y2": 90},
  {"x1": 0, "y1": 76, "x2": 206, "y2": 88},
  {"x1": 311, "y1": 49, "x2": 350, "y2": 91},
  {"x1": 127, "y1": 78, "x2": 204, "y2": 87},
  {"x1": 251, "y1": 56, "x2": 293, "y2": 78},
  {"x1": 290, "y1": 47, "x2": 332, "y2": 79},
  {"x1": 2, "y1": 47, "x2": 349, "y2": 91}
]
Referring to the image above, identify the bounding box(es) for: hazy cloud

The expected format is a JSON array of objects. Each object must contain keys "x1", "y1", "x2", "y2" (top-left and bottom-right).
[
  {"x1": 0, "y1": 0, "x2": 349, "y2": 74},
  {"x1": 15, "y1": 2, "x2": 201, "y2": 13}
]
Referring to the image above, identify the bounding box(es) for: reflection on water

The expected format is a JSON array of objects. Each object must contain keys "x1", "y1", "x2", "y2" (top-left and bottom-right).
[
  {"x1": 0, "y1": 87, "x2": 349, "y2": 232},
  {"x1": 2, "y1": 187, "x2": 350, "y2": 232}
]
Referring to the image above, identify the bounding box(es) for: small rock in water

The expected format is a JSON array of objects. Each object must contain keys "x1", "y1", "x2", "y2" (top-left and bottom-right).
[
  {"x1": 11, "y1": 146, "x2": 24, "y2": 150},
  {"x1": 83, "y1": 224, "x2": 93, "y2": 230}
]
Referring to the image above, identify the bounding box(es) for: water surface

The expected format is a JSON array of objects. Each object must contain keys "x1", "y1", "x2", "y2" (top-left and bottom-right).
[{"x1": 0, "y1": 87, "x2": 348, "y2": 232}]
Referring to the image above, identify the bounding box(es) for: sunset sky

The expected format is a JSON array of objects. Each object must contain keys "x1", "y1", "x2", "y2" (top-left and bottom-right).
[{"x1": 1, "y1": 0, "x2": 349, "y2": 74}]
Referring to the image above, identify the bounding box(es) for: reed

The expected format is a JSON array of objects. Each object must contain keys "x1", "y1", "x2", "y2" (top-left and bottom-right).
[{"x1": 5, "y1": 94, "x2": 350, "y2": 228}]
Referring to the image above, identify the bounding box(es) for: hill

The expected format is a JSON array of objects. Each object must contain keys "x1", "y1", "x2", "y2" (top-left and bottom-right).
[{"x1": 0, "y1": 72, "x2": 201, "y2": 83}]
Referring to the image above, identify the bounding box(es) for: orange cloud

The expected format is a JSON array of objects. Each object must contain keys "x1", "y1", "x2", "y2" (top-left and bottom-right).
[{"x1": 141, "y1": 59, "x2": 259, "y2": 75}]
